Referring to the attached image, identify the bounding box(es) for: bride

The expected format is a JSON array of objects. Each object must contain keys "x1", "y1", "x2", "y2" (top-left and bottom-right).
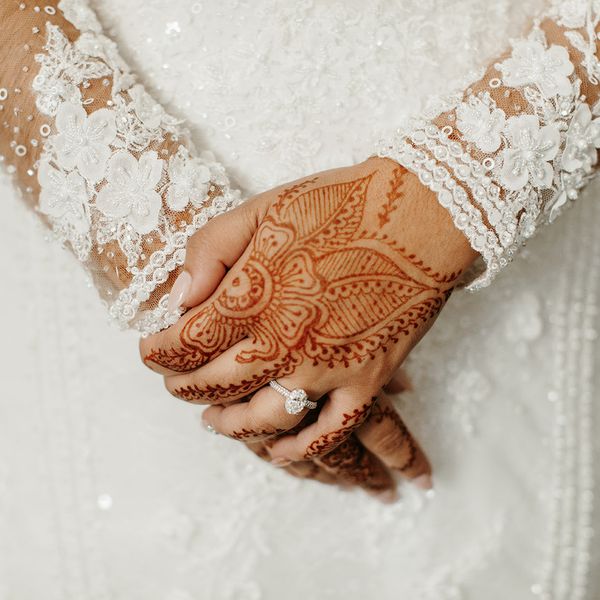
[{"x1": 1, "y1": 0, "x2": 598, "y2": 598}]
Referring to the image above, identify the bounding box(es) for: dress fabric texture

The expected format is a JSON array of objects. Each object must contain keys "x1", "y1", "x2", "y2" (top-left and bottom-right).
[{"x1": 1, "y1": 1, "x2": 600, "y2": 599}]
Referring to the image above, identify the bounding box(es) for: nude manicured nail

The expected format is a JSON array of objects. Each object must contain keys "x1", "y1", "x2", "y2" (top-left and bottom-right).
[
  {"x1": 167, "y1": 271, "x2": 192, "y2": 313},
  {"x1": 413, "y1": 474, "x2": 433, "y2": 490},
  {"x1": 201, "y1": 415, "x2": 218, "y2": 435},
  {"x1": 271, "y1": 457, "x2": 292, "y2": 468},
  {"x1": 377, "y1": 489, "x2": 399, "y2": 504}
]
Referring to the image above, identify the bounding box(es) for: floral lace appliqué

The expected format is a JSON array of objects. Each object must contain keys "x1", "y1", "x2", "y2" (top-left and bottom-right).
[
  {"x1": 34, "y1": 19, "x2": 240, "y2": 335},
  {"x1": 379, "y1": 16, "x2": 600, "y2": 289}
]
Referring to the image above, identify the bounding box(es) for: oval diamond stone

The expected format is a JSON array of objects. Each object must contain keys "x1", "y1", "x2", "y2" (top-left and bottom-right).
[{"x1": 284, "y1": 389, "x2": 308, "y2": 415}]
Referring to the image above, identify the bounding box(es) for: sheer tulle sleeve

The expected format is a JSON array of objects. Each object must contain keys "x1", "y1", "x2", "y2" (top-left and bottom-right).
[
  {"x1": 379, "y1": 0, "x2": 600, "y2": 289},
  {"x1": 0, "y1": 0, "x2": 240, "y2": 335}
]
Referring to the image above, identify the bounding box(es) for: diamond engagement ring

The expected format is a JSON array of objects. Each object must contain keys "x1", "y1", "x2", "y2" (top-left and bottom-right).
[{"x1": 269, "y1": 380, "x2": 318, "y2": 415}]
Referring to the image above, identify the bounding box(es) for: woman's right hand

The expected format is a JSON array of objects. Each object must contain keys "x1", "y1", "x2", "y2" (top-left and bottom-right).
[{"x1": 141, "y1": 158, "x2": 477, "y2": 497}]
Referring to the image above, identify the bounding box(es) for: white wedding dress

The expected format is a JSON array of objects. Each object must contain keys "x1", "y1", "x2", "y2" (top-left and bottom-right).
[{"x1": 1, "y1": 0, "x2": 599, "y2": 598}]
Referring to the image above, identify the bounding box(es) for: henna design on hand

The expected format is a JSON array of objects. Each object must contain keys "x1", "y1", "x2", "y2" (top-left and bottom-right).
[
  {"x1": 146, "y1": 168, "x2": 460, "y2": 402},
  {"x1": 303, "y1": 398, "x2": 376, "y2": 459}
]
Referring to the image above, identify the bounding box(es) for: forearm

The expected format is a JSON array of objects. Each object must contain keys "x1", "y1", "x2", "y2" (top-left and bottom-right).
[
  {"x1": 0, "y1": 1, "x2": 239, "y2": 335},
  {"x1": 380, "y1": 3, "x2": 600, "y2": 288}
]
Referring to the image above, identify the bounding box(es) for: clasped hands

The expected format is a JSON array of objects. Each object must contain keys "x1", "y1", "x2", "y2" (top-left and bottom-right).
[{"x1": 140, "y1": 157, "x2": 478, "y2": 499}]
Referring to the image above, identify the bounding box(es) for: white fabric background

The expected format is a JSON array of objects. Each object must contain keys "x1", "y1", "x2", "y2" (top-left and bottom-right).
[{"x1": 1, "y1": 1, "x2": 599, "y2": 598}]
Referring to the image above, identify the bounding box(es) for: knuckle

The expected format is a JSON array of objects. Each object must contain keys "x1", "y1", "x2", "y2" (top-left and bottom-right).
[
  {"x1": 373, "y1": 427, "x2": 409, "y2": 457},
  {"x1": 188, "y1": 228, "x2": 215, "y2": 257},
  {"x1": 290, "y1": 463, "x2": 320, "y2": 480},
  {"x1": 240, "y1": 200, "x2": 261, "y2": 230},
  {"x1": 351, "y1": 374, "x2": 383, "y2": 399},
  {"x1": 286, "y1": 445, "x2": 307, "y2": 462},
  {"x1": 363, "y1": 155, "x2": 382, "y2": 168},
  {"x1": 246, "y1": 411, "x2": 272, "y2": 436},
  {"x1": 249, "y1": 408, "x2": 293, "y2": 439},
  {"x1": 189, "y1": 215, "x2": 221, "y2": 246}
]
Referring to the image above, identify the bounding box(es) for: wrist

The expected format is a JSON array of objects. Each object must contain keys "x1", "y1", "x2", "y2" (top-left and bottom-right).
[{"x1": 365, "y1": 157, "x2": 480, "y2": 283}]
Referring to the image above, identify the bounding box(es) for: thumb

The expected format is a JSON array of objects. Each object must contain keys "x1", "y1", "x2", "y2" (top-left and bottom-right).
[{"x1": 167, "y1": 195, "x2": 264, "y2": 312}]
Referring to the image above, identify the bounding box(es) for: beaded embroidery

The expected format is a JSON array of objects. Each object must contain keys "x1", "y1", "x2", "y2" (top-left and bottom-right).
[
  {"x1": 380, "y1": 4, "x2": 600, "y2": 289},
  {"x1": 21, "y1": 2, "x2": 241, "y2": 335}
]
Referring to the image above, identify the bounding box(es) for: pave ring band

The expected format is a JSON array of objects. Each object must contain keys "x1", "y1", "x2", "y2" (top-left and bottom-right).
[{"x1": 269, "y1": 380, "x2": 317, "y2": 415}]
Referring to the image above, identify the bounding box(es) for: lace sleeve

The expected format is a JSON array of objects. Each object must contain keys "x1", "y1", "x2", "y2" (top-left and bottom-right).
[
  {"x1": 379, "y1": 0, "x2": 600, "y2": 289},
  {"x1": 0, "y1": 0, "x2": 240, "y2": 335}
]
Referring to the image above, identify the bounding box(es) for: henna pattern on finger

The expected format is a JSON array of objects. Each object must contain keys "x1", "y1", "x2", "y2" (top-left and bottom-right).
[
  {"x1": 146, "y1": 168, "x2": 460, "y2": 404},
  {"x1": 245, "y1": 437, "x2": 337, "y2": 486},
  {"x1": 303, "y1": 397, "x2": 376, "y2": 459},
  {"x1": 317, "y1": 436, "x2": 391, "y2": 492},
  {"x1": 172, "y1": 361, "x2": 295, "y2": 403},
  {"x1": 228, "y1": 397, "x2": 322, "y2": 442},
  {"x1": 368, "y1": 402, "x2": 418, "y2": 473},
  {"x1": 229, "y1": 427, "x2": 287, "y2": 441}
]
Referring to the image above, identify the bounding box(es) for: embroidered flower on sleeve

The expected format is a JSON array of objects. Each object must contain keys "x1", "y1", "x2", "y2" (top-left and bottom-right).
[
  {"x1": 96, "y1": 150, "x2": 164, "y2": 234},
  {"x1": 129, "y1": 84, "x2": 165, "y2": 130},
  {"x1": 497, "y1": 38, "x2": 574, "y2": 97},
  {"x1": 32, "y1": 25, "x2": 111, "y2": 116},
  {"x1": 38, "y1": 160, "x2": 91, "y2": 237},
  {"x1": 166, "y1": 149, "x2": 212, "y2": 212},
  {"x1": 550, "y1": 0, "x2": 589, "y2": 28},
  {"x1": 54, "y1": 102, "x2": 117, "y2": 182},
  {"x1": 500, "y1": 115, "x2": 560, "y2": 190},
  {"x1": 562, "y1": 103, "x2": 600, "y2": 173},
  {"x1": 58, "y1": 0, "x2": 103, "y2": 32},
  {"x1": 456, "y1": 95, "x2": 506, "y2": 153}
]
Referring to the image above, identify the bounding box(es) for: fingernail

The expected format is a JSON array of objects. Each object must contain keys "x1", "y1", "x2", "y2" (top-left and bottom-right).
[
  {"x1": 271, "y1": 457, "x2": 292, "y2": 468},
  {"x1": 377, "y1": 489, "x2": 399, "y2": 504},
  {"x1": 413, "y1": 474, "x2": 433, "y2": 490},
  {"x1": 167, "y1": 271, "x2": 192, "y2": 313},
  {"x1": 201, "y1": 415, "x2": 218, "y2": 435}
]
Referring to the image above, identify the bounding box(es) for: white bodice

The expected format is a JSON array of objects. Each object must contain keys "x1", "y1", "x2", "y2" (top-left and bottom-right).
[{"x1": 1, "y1": 1, "x2": 599, "y2": 598}]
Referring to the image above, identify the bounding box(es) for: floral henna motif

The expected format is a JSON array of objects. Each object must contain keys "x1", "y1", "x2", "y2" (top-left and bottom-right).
[
  {"x1": 146, "y1": 171, "x2": 458, "y2": 402},
  {"x1": 143, "y1": 307, "x2": 248, "y2": 372},
  {"x1": 303, "y1": 398, "x2": 376, "y2": 459}
]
